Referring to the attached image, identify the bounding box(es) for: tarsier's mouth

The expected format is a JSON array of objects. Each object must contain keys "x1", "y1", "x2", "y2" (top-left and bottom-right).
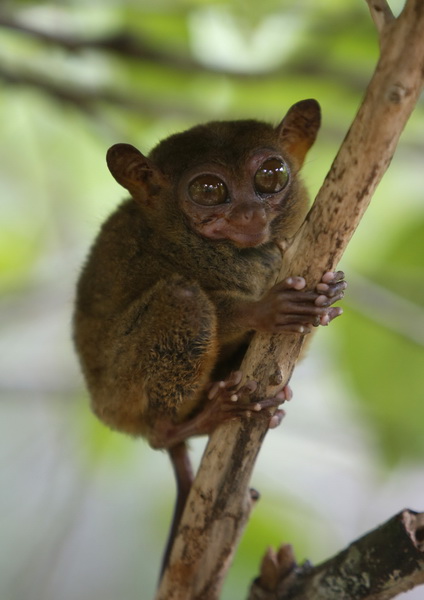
[
  {"x1": 225, "y1": 228, "x2": 269, "y2": 248},
  {"x1": 200, "y1": 222, "x2": 269, "y2": 247}
]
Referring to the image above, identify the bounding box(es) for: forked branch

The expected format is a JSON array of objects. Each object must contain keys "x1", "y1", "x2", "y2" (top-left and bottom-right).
[{"x1": 366, "y1": 0, "x2": 395, "y2": 34}]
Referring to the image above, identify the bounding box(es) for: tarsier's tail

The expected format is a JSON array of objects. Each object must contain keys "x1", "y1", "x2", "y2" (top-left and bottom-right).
[{"x1": 159, "y1": 441, "x2": 194, "y2": 580}]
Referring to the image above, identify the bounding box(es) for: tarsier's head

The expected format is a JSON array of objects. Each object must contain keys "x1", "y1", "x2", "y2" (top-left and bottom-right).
[{"x1": 107, "y1": 99, "x2": 321, "y2": 248}]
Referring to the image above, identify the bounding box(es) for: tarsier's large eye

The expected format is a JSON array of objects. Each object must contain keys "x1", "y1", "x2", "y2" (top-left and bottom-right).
[
  {"x1": 188, "y1": 175, "x2": 228, "y2": 206},
  {"x1": 254, "y1": 158, "x2": 289, "y2": 194}
]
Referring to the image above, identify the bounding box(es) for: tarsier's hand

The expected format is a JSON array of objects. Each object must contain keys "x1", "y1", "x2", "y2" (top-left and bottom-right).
[{"x1": 252, "y1": 270, "x2": 347, "y2": 334}]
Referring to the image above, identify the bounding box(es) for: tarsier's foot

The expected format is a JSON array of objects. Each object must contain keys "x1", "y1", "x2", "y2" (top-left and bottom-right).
[
  {"x1": 206, "y1": 371, "x2": 291, "y2": 431},
  {"x1": 148, "y1": 371, "x2": 290, "y2": 449}
]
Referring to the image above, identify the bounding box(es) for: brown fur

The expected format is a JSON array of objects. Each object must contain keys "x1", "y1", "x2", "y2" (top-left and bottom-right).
[
  {"x1": 73, "y1": 99, "x2": 322, "y2": 444},
  {"x1": 71, "y1": 100, "x2": 353, "y2": 577}
]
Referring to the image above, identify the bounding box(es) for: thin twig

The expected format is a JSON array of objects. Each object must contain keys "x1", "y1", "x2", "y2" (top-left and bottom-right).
[
  {"x1": 0, "y1": 13, "x2": 389, "y2": 89},
  {"x1": 0, "y1": 63, "x2": 204, "y2": 120},
  {"x1": 0, "y1": 16, "x2": 201, "y2": 72}
]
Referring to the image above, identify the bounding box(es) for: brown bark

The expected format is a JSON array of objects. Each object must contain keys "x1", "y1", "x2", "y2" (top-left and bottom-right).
[
  {"x1": 156, "y1": 1, "x2": 424, "y2": 598},
  {"x1": 249, "y1": 510, "x2": 424, "y2": 600}
]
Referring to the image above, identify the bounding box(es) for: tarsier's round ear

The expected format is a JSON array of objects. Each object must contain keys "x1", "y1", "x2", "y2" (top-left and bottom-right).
[
  {"x1": 106, "y1": 143, "x2": 159, "y2": 194},
  {"x1": 276, "y1": 99, "x2": 321, "y2": 169}
]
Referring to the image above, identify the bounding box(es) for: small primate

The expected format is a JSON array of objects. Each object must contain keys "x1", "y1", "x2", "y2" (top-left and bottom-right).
[{"x1": 73, "y1": 99, "x2": 346, "y2": 572}]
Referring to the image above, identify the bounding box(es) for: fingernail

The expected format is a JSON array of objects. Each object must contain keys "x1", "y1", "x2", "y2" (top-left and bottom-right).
[
  {"x1": 269, "y1": 416, "x2": 280, "y2": 429},
  {"x1": 315, "y1": 295, "x2": 328, "y2": 306},
  {"x1": 322, "y1": 271, "x2": 335, "y2": 283},
  {"x1": 317, "y1": 283, "x2": 329, "y2": 291}
]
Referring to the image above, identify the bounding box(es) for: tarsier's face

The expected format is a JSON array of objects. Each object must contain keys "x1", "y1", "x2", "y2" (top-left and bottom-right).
[
  {"x1": 178, "y1": 148, "x2": 292, "y2": 248},
  {"x1": 106, "y1": 99, "x2": 321, "y2": 250}
]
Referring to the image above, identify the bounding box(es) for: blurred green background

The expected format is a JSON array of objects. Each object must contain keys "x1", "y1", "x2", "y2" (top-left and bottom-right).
[{"x1": 0, "y1": 1, "x2": 423, "y2": 599}]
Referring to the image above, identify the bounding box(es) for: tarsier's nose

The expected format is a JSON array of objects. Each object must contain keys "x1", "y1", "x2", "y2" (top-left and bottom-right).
[{"x1": 230, "y1": 203, "x2": 267, "y2": 229}]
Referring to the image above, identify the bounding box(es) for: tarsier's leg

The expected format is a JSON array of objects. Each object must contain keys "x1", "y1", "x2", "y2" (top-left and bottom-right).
[{"x1": 93, "y1": 274, "x2": 219, "y2": 439}]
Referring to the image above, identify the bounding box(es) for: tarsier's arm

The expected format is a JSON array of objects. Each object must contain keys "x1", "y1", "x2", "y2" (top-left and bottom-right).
[{"x1": 212, "y1": 272, "x2": 346, "y2": 338}]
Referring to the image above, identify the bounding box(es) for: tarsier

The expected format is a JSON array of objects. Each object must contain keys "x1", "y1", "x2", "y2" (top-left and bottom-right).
[{"x1": 73, "y1": 99, "x2": 346, "y2": 572}]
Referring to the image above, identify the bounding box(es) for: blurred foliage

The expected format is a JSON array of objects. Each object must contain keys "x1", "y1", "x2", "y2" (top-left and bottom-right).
[
  {"x1": 0, "y1": 1, "x2": 423, "y2": 599},
  {"x1": 339, "y1": 219, "x2": 424, "y2": 465}
]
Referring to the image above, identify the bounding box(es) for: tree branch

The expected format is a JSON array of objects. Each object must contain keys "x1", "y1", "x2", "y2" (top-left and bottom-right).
[
  {"x1": 156, "y1": 1, "x2": 424, "y2": 598},
  {"x1": 249, "y1": 509, "x2": 424, "y2": 600},
  {"x1": 0, "y1": 13, "x2": 388, "y2": 92},
  {"x1": 0, "y1": 63, "x2": 204, "y2": 120},
  {"x1": 0, "y1": 16, "x2": 202, "y2": 73}
]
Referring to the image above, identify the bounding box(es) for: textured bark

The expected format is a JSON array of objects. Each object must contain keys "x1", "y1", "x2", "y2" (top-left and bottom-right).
[
  {"x1": 156, "y1": 2, "x2": 424, "y2": 599},
  {"x1": 249, "y1": 510, "x2": 424, "y2": 600}
]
